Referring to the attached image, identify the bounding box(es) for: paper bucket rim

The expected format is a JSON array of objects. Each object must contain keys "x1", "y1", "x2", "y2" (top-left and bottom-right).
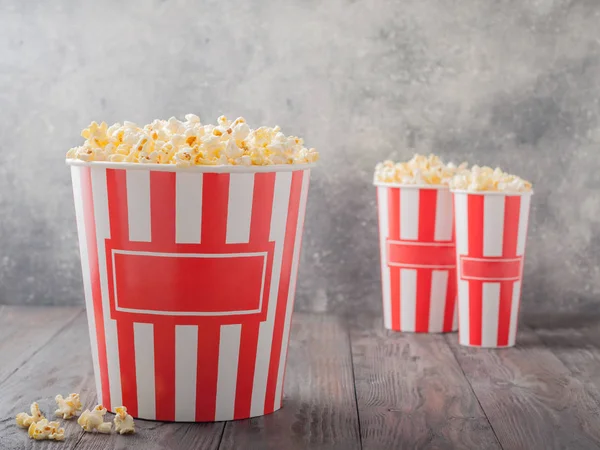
[
  {"x1": 450, "y1": 189, "x2": 534, "y2": 197},
  {"x1": 372, "y1": 181, "x2": 450, "y2": 190},
  {"x1": 66, "y1": 159, "x2": 316, "y2": 173}
]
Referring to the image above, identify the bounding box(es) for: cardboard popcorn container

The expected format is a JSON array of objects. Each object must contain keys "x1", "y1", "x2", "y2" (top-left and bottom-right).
[
  {"x1": 452, "y1": 190, "x2": 532, "y2": 348},
  {"x1": 68, "y1": 160, "x2": 313, "y2": 421},
  {"x1": 375, "y1": 183, "x2": 458, "y2": 333}
]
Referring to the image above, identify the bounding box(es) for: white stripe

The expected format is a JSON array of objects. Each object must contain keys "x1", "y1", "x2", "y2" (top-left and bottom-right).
[
  {"x1": 226, "y1": 173, "x2": 255, "y2": 244},
  {"x1": 91, "y1": 167, "x2": 122, "y2": 408},
  {"x1": 377, "y1": 187, "x2": 392, "y2": 329},
  {"x1": 508, "y1": 281, "x2": 521, "y2": 346},
  {"x1": 399, "y1": 269, "x2": 417, "y2": 331},
  {"x1": 176, "y1": 172, "x2": 203, "y2": 244},
  {"x1": 481, "y1": 283, "x2": 501, "y2": 347},
  {"x1": 434, "y1": 189, "x2": 453, "y2": 241},
  {"x1": 215, "y1": 324, "x2": 242, "y2": 421},
  {"x1": 517, "y1": 194, "x2": 531, "y2": 256},
  {"x1": 454, "y1": 193, "x2": 469, "y2": 257},
  {"x1": 400, "y1": 189, "x2": 419, "y2": 240},
  {"x1": 251, "y1": 172, "x2": 292, "y2": 417},
  {"x1": 134, "y1": 323, "x2": 156, "y2": 419},
  {"x1": 428, "y1": 270, "x2": 448, "y2": 332},
  {"x1": 483, "y1": 195, "x2": 504, "y2": 257},
  {"x1": 126, "y1": 170, "x2": 151, "y2": 242},
  {"x1": 452, "y1": 299, "x2": 458, "y2": 331},
  {"x1": 175, "y1": 325, "x2": 198, "y2": 421},
  {"x1": 458, "y1": 280, "x2": 470, "y2": 345},
  {"x1": 71, "y1": 166, "x2": 102, "y2": 403},
  {"x1": 275, "y1": 170, "x2": 310, "y2": 409}
]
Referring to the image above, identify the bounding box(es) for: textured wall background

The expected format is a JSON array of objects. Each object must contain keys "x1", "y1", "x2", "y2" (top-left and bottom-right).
[{"x1": 1, "y1": 0, "x2": 599, "y2": 320}]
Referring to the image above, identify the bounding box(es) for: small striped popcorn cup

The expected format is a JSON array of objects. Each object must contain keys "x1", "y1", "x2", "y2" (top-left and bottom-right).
[
  {"x1": 69, "y1": 160, "x2": 312, "y2": 421},
  {"x1": 375, "y1": 183, "x2": 458, "y2": 333},
  {"x1": 452, "y1": 190, "x2": 532, "y2": 348}
]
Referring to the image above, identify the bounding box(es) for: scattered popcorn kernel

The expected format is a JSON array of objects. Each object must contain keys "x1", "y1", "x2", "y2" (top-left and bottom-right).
[
  {"x1": 66, "y1": 115, "x2": 318, "y2": 167},
  {"x1": 27, "y1": 419, "x2": 65, "y2": 441},
  {"x1": 55, "y1": 393, "x2": 83, "y2": 420},
  {"x1": 16, "y1": 402, "x2": 45, "y2": 428},
  {"x1": 374, "y1": 154, "x2": 468, "y2": 186},
  {"x1": 113, "y1": 406, "x2": 135, "y2": 435},
  {"x1": 77, "y1": 404, "x2": 112, "y2": 433},
  {"x1": 449, "y1": 165, "x2": 532, "y2": 192}
]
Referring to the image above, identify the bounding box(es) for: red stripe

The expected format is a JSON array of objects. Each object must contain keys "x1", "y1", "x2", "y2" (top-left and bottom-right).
[
  {"x1": 106, "y1": 169, "x2": 138, "y2": 415},
  {"x1": 195, "y1": 324, "x2": 221, "y2": 421},
  {"x1": 150, "y1": 171, "x2": 176, "y2": 245},
  {"x1": 387, "y1": 242, "x2": 455, "y2": 267},
  {"x1": 106, "y1": 169, "x2": 128, "y2": 243},
  {"x1": 201, "y1": 173, "x2": 230, "y2": 244},
  {"x1": 154, "y1": 323, "x2": 176, "y2": 420},
  {"x1": 234, "y1": 173, "x2": 276, "y2": 419},
  {"x1": 415, "y1": 189, "x2": 437, "y2": 332},
  {"x1": 387, "y1": 188, "x2": 401, "y2": 330},
  {"x1": 150, "y1": 171, "x2": 177, "y2": 420},
  {"x1": 116, "y1": 321, "x2": 138, "y2": 416},
  {"x1": 80, "y1": 166, "x2": 111, "y2": 409},
  {"x1": 442, "y1": 268, "x2": 457, "y2": 332},
  {"x1": 497, "y1": 196, "x2": 521, "y2": 346},
  {"x1": 264, "y1": 170, "x2": 303, "y2": 414},
  {"x1": 467, "y1": 195, "x2": 484, "y2": 346},
  {"x1": 279, "y1": 172, "x2": 310, "y2": 406}
]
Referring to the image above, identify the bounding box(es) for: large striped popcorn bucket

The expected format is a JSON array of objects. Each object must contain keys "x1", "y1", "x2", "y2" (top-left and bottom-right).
[
  {"x1": 68, "y1": 160, "x2": 312, "y2": 421},
  {"x1": 375, "y1": 183, "x2": 458, "y2": 333},
  {"x1": 452, "y1": 190, "x2": 532, "y2": 348}
]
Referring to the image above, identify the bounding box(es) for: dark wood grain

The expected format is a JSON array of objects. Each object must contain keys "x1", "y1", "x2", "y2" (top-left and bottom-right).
[
  {"x1": 350, "y1": 316, "x2": 500, "y2": 450},
  {"x1": 219, "y1": 314, "x2": 361, "y2": 450},
  {"x1": 0, "y1": 305, "x2": 81, "y2": 384},
  {"x1": 446, "y1": 328, "x2": 600, "y2": 450},
  {"x1": 0, "y1": 308, "x2": 224, "y2": 450}
]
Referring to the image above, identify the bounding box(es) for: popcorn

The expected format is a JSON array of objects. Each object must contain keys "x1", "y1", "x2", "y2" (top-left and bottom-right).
[
  {"x1": 55, "y1": 393, "x2": 83, "y2": 419},
  {"x1": 16, "y1": 402, "x2": 45, "y2": 428},
  {"x1": 77, "y1": 404, "x2": 113, "y2": 433},
  {"x1": 374, "y1": 154, "x2": 468, "y2": 186},
  {"x1": 113, "y1": 406, "x2": 135, "y2": 435},
  {"x1": 450, "y1": 165, "x2": 532, "y2": 192},
  {"x1": 27, "y1": 419, "x2": 65, "y2": 441},
  {"x1": 67, "y1": 115, "x2": 318, "y2": 167}
]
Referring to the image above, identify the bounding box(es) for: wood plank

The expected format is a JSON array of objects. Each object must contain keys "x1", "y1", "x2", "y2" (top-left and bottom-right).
[
  {"x1": 0, "y1": 311, "x2": 224, "y2": 450},
  {"x1": 219, "y1": 313, "x2": 361, "y2": 450},
  {"x1": 351, "y1": 316, "x2": 500, "y2": 450},
  {"x1": 446, "y1": 328, "x2": 600, "y2": 450},
  {"x1": 0, "y1": 305, "x2": 82, "y2": 384},
  {"x1": 533, "y1": 317, "x2": 600, "y2": 401}
]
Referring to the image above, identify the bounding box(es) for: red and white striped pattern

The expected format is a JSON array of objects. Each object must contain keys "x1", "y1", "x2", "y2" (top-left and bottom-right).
[
  {"x1": 71, "y1": 165, "x2": 311, "y2": 421},
  {"x1": 376, "y1": 186, "x2": 458, "y2": 333},
  {"x1": 453, "y1": 191, "x2": 531, "y2": 348}
]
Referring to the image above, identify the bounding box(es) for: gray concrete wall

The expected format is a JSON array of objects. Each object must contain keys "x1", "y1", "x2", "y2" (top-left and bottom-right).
[{"x1": 1, "y1": 0, "x2": 599, "y2": 320}]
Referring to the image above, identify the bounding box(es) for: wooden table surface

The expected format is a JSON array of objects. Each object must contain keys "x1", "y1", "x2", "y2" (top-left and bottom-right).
[{"x1": 1, "y1": 306, "x2": 600, "y2": 450}]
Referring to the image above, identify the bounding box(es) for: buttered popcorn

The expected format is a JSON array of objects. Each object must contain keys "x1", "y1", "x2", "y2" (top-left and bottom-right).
[
  {"x1": 77, "y1": 404, "x2": 113, "y2": 433},
  {"x1": 55, "y1": 393, "x2": 83, "y2": 419},
  {"x1": 113, "y1": 406, "x2": 135, "y2": 435},
  {"x1": 16, "y1": 402, "x2": 45, "y2": 428},
  {"x1": 66, "y1": 115, "x2": 319, "y2": 166},
  {"x1": 28, "y1": 419, "x2": 65, "y2": 441},
  {"x1": 374, "y1": 154, "x2": 468, "y2": 185},
  {"x1": 450, "y1": 165, "x2": 532, "y2": 192}
]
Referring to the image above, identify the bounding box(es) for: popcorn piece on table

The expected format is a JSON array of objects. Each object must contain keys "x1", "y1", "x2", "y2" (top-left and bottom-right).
[
  {"x1": 27, "y1": 419, "x2": 65, "y2": 441},
  {"x1": 113, "y1": 406, "x2": 135, "y2": 435},
  {"x1": 55, "y1": 392, "x2": 83, "y2": 419},
  {"x1": 15, "y1": 402, "x2": 45, "y2": 428},
  {"x1": 77, "y1": 404, "x2": 112, "y2": 433},
  {"x1": 66, "y1": 115, "x2": 319, "y2": 167},
  {"x1": 374, "y1": 154, "x2": 468, "y2": 186},
  {"x1": 449, "y1": 165, "x2": 532, "y2": 193}
]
